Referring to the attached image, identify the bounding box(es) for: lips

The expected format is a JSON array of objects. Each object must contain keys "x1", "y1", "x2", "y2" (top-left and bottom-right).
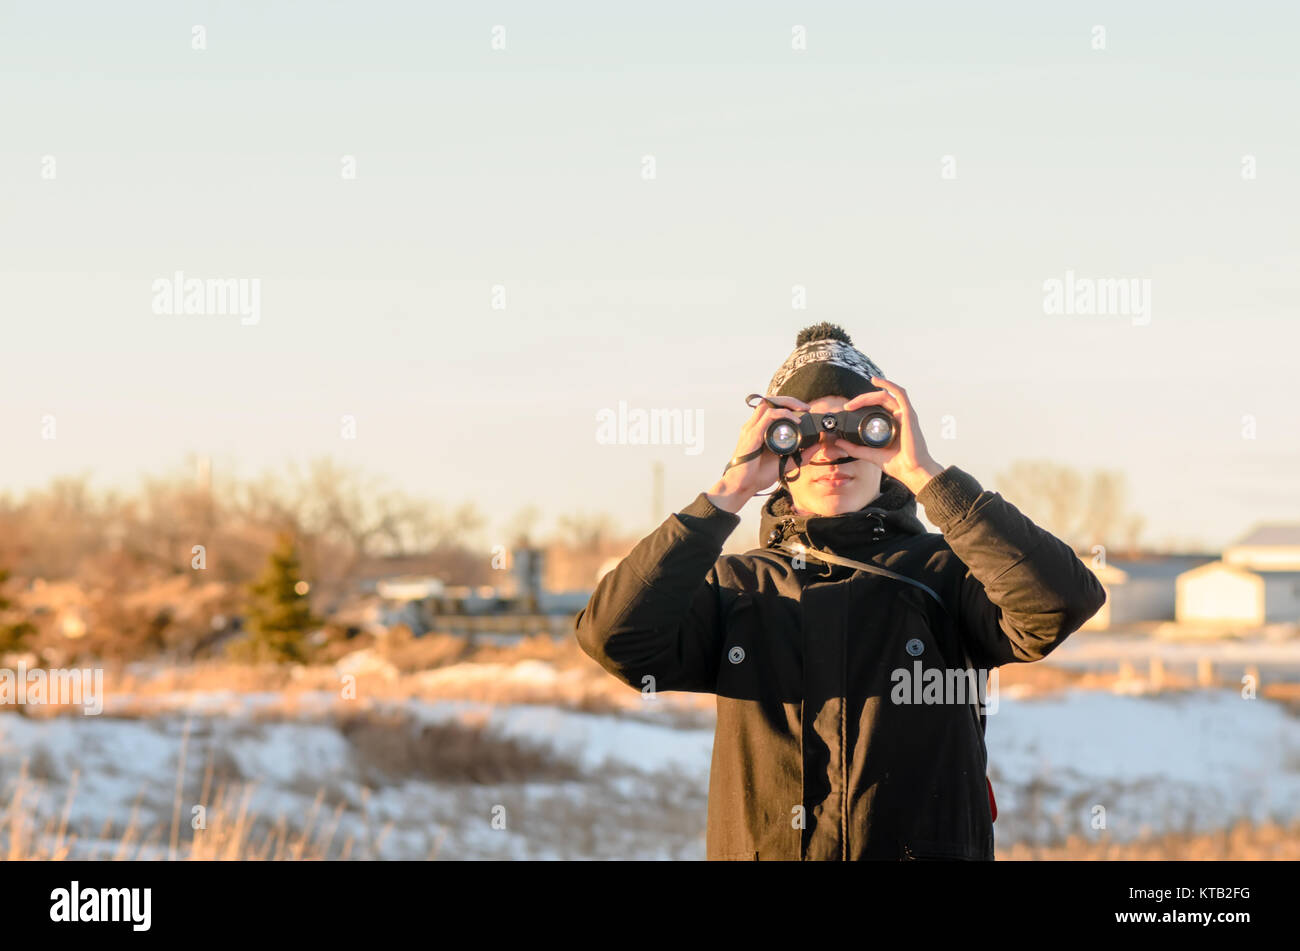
[{"x1": 812, "y1": 467, "x2": 853, "y2": 484}]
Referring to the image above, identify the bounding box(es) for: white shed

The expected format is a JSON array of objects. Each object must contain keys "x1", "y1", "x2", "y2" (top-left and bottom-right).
[
  {"x1": 1176, "y1": 561, "x2": 1300, "y2": 626},
  {"x1": 1083, "y1": 556, "x2": 1214, "y2": 630}
]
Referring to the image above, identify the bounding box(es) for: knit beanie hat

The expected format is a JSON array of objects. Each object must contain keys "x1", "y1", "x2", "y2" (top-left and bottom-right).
[{"x1": 766, "y1": 322, "x2": 884, "y2": 403}]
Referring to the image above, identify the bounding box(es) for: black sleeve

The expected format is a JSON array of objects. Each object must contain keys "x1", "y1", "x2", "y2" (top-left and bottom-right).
[
  {"x1": 574, "y1": 493, "x2": 741, "y2": 694},
  {"x1": 916, "y1": 466, "x2": 1107, "y2": 668}
]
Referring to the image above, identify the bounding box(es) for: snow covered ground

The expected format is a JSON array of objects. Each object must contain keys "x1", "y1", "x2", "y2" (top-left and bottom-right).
[
  {"x1": 985, "y1": 689, "x2": 1300, "y2": 845},
  {"x1": 1, "y1": 685, "x2": 1296, "y2": 859},
  {"x1": 1048, "y1": 630, "x2": 1300, "y2": 681}
]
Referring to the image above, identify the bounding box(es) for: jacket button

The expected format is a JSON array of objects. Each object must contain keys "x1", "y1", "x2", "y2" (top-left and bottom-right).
[
  {"x1": 906, "y1": 638, "x2": 924, "y2": 656},
  {"x1": 728, "y1": 646, "x2": 745, "y2": 664}
]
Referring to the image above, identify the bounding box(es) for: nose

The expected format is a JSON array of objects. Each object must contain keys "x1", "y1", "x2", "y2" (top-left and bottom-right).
[{"x1": 809, "y1": 432, "x2": 840, "y2": 459}]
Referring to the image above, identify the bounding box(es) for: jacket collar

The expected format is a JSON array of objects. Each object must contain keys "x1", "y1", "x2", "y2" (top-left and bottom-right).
[{"x1": 758, "y1": 471, "x2": 927, "y2": 553}]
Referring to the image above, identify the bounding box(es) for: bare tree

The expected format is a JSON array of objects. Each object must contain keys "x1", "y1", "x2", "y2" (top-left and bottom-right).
[
  {"x1": 1081, "y1": 470, "x2": 1127, "y2": 551},
  {"x1": 556, "y1": 512, "x2": 619, "y2": 550},
  {"x1": 994, "y1": 461, "x2": 1085, "y2": 546},
  {"x1": 255, "y1": 459, "x2": 487, "y2": 585},
  {"x1": 995, "y1": 460, "x2": 1144, "y2": 554},
  {"x1": 1120, "y1": 513, "x2": 1146, "y2": 558},
  {"x1": 506, "y1": 506, "x2": 542, "y2": 547}
]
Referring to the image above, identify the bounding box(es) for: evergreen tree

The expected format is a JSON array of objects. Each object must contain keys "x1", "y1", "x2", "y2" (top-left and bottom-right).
[
  {"x1": 242, "y1": 535, "x2": 318, "y2": 663},
  {"x1": 0, "y1": 569, "x2": 36, "y2": 654}
]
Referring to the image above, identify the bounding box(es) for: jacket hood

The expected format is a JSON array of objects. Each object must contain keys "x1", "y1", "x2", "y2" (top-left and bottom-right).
[{"x1": 758, "y1": 471, "x2": 928, "y2": 553}]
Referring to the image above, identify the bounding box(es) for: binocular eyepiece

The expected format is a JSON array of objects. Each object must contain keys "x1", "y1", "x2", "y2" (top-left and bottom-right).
[{"x1": 763, "y1": 405, "x2": 896, "y2": 457}]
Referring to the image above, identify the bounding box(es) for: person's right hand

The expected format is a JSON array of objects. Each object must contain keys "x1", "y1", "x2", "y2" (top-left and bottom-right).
[{"x1": 706, "y1": 394, "x2": 810, "y2": 512}]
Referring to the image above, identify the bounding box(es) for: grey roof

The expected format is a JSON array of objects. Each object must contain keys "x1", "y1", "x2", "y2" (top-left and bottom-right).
[
  {"x1": 1232, "y1": 524, "x2": 1300, "y2": 547},
  {"x1": 1195, "y1": 565, "x2": 1300, "y2": 579},
  {"x1": 1107, "y1": 556, "x2": 1216, "y2": 579}
]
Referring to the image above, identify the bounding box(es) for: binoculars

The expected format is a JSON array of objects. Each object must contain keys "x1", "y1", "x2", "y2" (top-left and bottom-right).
[{"x1": 763, "y1": 404, "x2": 896, "y2": 457}]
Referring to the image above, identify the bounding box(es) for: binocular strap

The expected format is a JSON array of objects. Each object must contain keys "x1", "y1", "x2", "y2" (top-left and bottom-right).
[
  {"x1": 776, "y1": 542, "x2": 948, "y2": 613},
  {"x1": 774, "y1": 541, "x2": 988, "y2": 739},
  {"x1": 721, "y1": 448, "x2": 805, "y2": 493}
]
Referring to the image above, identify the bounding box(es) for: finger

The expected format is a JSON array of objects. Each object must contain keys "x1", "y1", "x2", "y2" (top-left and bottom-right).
[
  {"x1": 762, "y1": 393, "x2": 811, "y2": 412},
  {"x1": 869, "y1": 376, "x2": 911, "y2": 414},
  {"x1": 842, "y1": 389, "x2": 898, "y2": 413},
  {"x1": 745, "y1": 393, "x2": 807, "y2": 429},
  {"x1": 756, "y1": 406, "x2": 804, "y2": 430},
  {"x1": 736, "y1": 408, "x2": 802, "y2": 456}
]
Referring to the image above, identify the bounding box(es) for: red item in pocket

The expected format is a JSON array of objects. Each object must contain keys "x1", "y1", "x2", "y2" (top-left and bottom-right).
[{"x1": 987, "y1": 776, "x2": 997, "y2": 822}]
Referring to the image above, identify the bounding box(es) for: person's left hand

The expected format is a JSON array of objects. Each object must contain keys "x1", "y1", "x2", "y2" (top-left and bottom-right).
[{"x1": 832, "y1": 376, "x2": 945, "y2": 495}]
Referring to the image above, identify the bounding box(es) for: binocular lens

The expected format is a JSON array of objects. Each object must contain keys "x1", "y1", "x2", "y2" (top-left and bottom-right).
[
  {"x1": 859, "y1": 415, "x2": 893, "y2": 448},
  {"x1": 766, "y1": 420, "x2": 801, "y2": 455},
  {"x1": 763, "y1": 408, "x2": 894, "y2": 457}
]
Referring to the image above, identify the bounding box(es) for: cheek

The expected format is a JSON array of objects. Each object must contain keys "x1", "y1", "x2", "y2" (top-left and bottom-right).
[{"x1": 787, "y1": 482, "x2": 818, "y2": 509}]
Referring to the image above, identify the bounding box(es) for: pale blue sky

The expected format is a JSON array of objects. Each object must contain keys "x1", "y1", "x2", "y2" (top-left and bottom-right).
[{"x1": 1, "y1": 1, "x2": 1297, "y2": 552}]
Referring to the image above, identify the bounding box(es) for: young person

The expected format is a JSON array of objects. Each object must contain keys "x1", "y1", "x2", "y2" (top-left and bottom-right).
[{"x1": 575, "y1": 323, "x2": 1106, "y2": 860}]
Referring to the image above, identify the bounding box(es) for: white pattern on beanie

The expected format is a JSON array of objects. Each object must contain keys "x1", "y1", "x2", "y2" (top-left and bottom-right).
[{"x1": 766, "y1": 339, "x2": 885, "y2": 396}]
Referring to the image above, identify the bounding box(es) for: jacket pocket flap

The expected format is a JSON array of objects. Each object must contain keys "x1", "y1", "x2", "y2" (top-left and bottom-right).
[{"x1": 902, "y1": 839, "x2": 982, "y2": 861}]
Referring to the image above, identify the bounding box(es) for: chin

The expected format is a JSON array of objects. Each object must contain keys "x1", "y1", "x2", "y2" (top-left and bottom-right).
[
  {"x1": 800, "y1": 490, "x2": 868, "y2": 517},
  {"x1": 822, "y1": 496, "x2": 867, "y2": 516}
]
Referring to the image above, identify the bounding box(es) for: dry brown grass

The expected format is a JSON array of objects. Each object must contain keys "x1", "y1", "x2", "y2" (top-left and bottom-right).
[
  {"x1": 9, "y1": 757, "x2": 1295, "y2": 861},
  {"x1": 76, "y1": 633, "x2": 716, "y2": 727},
  {"x1": 28, "y1": 631, "x2": 1300, "y2": 731},
  {"x1": 2, "y1": 756, "x2": 384, "y2": 861},
  {"x1": 992, "y1": 656, "x2": 1300, "y2": 712},
  {"x1": 999, "y1": 819, "x2": 1300, "y2": 860},
  {"x1": 1, "y1": 705, "x2": 578, "y2": 860},
  {"x1": 7, "y1": 635, "x2": 1298, "y2": 860},
  {"x1": 371, "y1": 628, "x2": 472, "y2": 672},
  {"x1": 4, "y1": 697, "x2": 1297, "y2": 860},
  {"x1": 336, "y1": 707, "x2": 583, "y2": 786}
]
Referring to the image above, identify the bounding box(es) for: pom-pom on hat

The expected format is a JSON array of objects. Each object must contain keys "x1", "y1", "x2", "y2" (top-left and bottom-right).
[{"x1": 766, "y1": 322, "x2": 885, "y2": 403}]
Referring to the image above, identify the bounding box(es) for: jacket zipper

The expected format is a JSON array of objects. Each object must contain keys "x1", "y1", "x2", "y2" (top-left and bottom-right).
[{"x1": 767, "y1": 515, "x2": 797, "y2": 548}]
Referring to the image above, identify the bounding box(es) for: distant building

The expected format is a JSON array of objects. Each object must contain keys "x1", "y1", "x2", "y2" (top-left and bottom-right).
[
  {"x1": 1083, "y1": 555, "x2": 1215, "y2": 629},
  {"x1": 368, "y1": 547, "x2": 581, "y2": 634},
  {"x1": 1176, "y1": 524, "x2": 1300, "y2": 626},
  {"x1": 538, "y1": 590, "x2": 597, "y2": 614},
  {"x1": 375, "y1": 576, "x2": 445, "y2": 601},
  {"x1": 510, "y1": 547, "x2": 544, "y2": 612},
  {"x1": 1223, "y1": 524, "x2": 1300, "y2": 571},
  {"x1": 544, "y1": 539, "x2": 636, "y2": 594},
  {"x1": 375, "y1": 575, "x2": 447, "y2": 635},
  {"x1": 1176, "y1": 563, "x2": 1300, "y2": 626}
]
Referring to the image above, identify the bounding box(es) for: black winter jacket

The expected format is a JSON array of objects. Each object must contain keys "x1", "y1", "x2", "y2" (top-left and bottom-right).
[{"x1": 574, "y1": 466, "x2": 1106, "y2": 860}]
